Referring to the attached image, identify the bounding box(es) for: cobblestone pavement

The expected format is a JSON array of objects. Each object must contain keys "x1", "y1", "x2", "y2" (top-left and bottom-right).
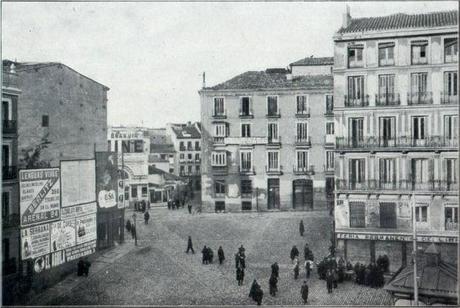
[{"x1": 38, "y1": 208, "x2": 393, "y2": 305}]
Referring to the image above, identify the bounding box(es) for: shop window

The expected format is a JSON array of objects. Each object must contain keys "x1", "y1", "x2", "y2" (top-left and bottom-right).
[
  {"x1": 241, "y1": 180, "x2": 252, "y2": 198},
  {"x1": 242, "y1": 201, "x2": 252, "y2": 211},
  {"x1": 131, "y1": 186, "x2": 137, "y2": 198},
  {"x1": 141, "y1": 187, "x2": 148, "y2": 197},
  {"x1": 215, "y1": 201, "x2": 225, "y2": 212},
  {"x1": 214, "y1": 180, "x2": 225, "y2": 198}
]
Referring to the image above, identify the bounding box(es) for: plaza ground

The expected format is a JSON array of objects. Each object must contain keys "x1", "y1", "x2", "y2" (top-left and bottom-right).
[{"x1": 28, "y1": 207, "x2": 393, "y2": 305}]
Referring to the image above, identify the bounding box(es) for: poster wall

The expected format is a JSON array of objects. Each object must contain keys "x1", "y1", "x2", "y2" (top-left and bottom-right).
[
  {"x1": 19, "y1": 168, "x2": 60, "y2": 227},
  {"x1": 95, "y1": 152, "x2": 118, "y2": 209},
  {"x1": 61, "y1": 160, "x2": 96, "y2": 207},
  {"x1": 21, "y1": 224, "x2": 51, "y2": 260},
  {"x1": 50, "y1": 219, "x2": 76, "y2": 252},
  {"x1": 76, "y1": 214, "x2": 97, "y2": 244}
]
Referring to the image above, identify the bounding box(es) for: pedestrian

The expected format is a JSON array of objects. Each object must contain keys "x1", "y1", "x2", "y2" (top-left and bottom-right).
[
  {"x1": 208, "y1": 247, "x2": 214, "y2": 263},
  {"x1": 338, "y1": 258, "x2": 345, "y2": 283},
  {"x1": 290, "y1": 245, "x2": 300, "y2": 263},
  {"x1": 269, "y1": 273, "x2": 278, "y2": 296},
  {"x1": 304, "y1": 259, "x2": 312, "y2": 279},
  {"x1": 83, "y1": 257, "x2": 91, "y2": 277},
  {"x1": 326, "y1": 269, "x2": 333, "y2": 293},
  {"x1": 299, "y1": 220, "x2": 305, "y2": 237},
  {"x1": 144, "y1": 210, "x2": 150, "y2": 224},
  {"x1": 236, "y1": 266, "x2": 245, "y2": 286},
  {"x1": 304, "y1": 243, "x2": 314, "y2": 261},
  {"x1": 202, "y1": 245, "x2": 208, "y2": 264},
  {"x1": 301, "y1": 280, "x2": 309, "y2": 304},
  {"x1": 167, "y1": 198, "x2": 172, "y2": 210},
  {"x1": 186, "y1": 236, "x2": 195, "y2": 254},
  {"x1": 254, "y1": 285, "x2": 264, "y2": 306},
  {"x1": 249, "y1": 279, "x2": 260, "y2": 300},
  {"x1": 77, "y1": 258, "x2": 85, "y2": 276},
  {"x1": 188, "y1": 202, "x2": 192, "y2": 214},
  {"x1": 131, "y1": 225, "x2": 136, "y2": 240},
  {"x1": 238, "y1": 251, "x2": 246, "y2": 269},
  {"x1": 332, "y1": 268, "x2": 338, "y2": 288},
  {"x1": 125, "y1": 219, "x2": 132, "y2": 232},
  {"x1": 218, "y1": 246, "x2": 225, "y2": 264},
  {"x1": 235, "y1": 253, "x2": 240, "y2": 269},
  {"x1": 293, "y1": 258, "x2": 300, "y2": 279},
  {"x1": 271, "y1": 262, "x2": 279, "y2": 279}
]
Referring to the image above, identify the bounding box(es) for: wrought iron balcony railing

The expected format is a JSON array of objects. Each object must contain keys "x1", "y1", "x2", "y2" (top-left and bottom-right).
[
  {"x1": 266, "y1": 108, "x2": 281, "y2": 118},
  {"x1": 440, "y1": 92, "x2": 458, "y2": 105},
  {"x1": 344, "y1": 95, "x2": 369, "y2": 107},
  {"x1": 267, "y1": 136, "x2": 282, "y2": 145},
  {"x1": 336, "y1": 136, "x2": 458, "y2": 150},
  {"x1": 238, "y1": 166, "x2": 256, "y2": 175},
  {"x1": 335, "y1": 179, "x2": 458, "y2": 192},
  {"x1": 295, "y1": 136, "x2": 311, "y2": 146},
  {"x1": 265, "y1": 165, "x2": 283, "y2": 174},
  {"x1": 295, "y1": 107, "x2": 310, "y2": 118},
  {"x1": 375, "y1": 93, "x2": 401, "y2": 106},
  {"x1": 293, "y1": 165, "x2": 315, "y2": 175},
  {"x1": 239, "y1": 108, "x2": 254, "y2": 118},
  {"x1": 407, "y1": 92, "x2": 433, "y2": 105},
  {"x1": 212, "y1": 110, "x2": 227, "y2": 119}
]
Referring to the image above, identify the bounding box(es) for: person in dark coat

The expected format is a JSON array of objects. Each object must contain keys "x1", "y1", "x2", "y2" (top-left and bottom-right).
[
  {"x1": 304, "y1": 243, "x2": 314, "y2": 261},
  {"x1": 144, "y1": 211, "x2": 150, "y2": 224},
  {"x1": 236, "y1": 266, "x2": 245, "y2": 286},
  {"x1": 235, "y1": 253, "x2": 240, "y2": 269},
  {"x1": 187, "y1": 202, "x2": 192, "y2": 214},
  {"x1": 249, "y1": 279, "x2": 260, "y2": 300},
  {"x1": 77, "y1": 258, "x2": 85, "y2": 276},
  {"x1": 186, "y1": 236, "x2": 195, "y2": 254},
  {"x1": 305, "y1": 260, "x2": 312, "y2": 279},
  {"x1": 332, "y1": 269, "x2": 338, "y2": 288},
  {"x1": 338, "y1": 258, "x2": 345, "y2": 283},
  {"x1": 293, "y1": 258, "x2": 300, "y2": 279},
  {"x1": 254, "y1": 285, "x2": 263, "y2": 306},
  {"x1": 218, "y1": 246, "x2": 225, "y2": 264},
  {"x1": 208, "y1": 247, "x2": 214, "y2": 263},
  {"x1": 299, "y1": 220, "x2": 305, "y2": 237},
  {"x1": 326, "y1": 270, "x2": 333, "y2": 293},
  {"x1": 239, "y1": 245, "x2": 246, "y2": 255},
  {"x1": 125, "y1": 219, "x2": 132, "y2": 232},
  {"x1": 301, "y1": 281, "x2": 309, "y2": 304},
  {"x1": 202, "y1": 246, "x2": 208, "y2": 264},
  {"x1": 271, "y1": 262, "x2": 279, "y2": 279},
  {"x1": 238, "y1": 252, "x2": 246, "y2": 269},
  {"x1": 290, "y1": 245, "x2": 300, "y2": 263},
  {"x1": 269, "y1": 273, "x2": 278, "y2": 296},
  {"x1": 83, "y1": 257, "x2": 91, "y2": 277},
  {"x1": 131, "y1": 225, "x2": 136, "y2": 240},
  {"x1": 167, "y1": 199, "x2": 172, "y2": 210}
]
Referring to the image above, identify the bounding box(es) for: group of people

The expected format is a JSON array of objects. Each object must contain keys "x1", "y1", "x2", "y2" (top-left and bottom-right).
[
  {"x1": 77, "y1": 257, "x2": 91, "y2": 277},
  {"x1": 134, "y1": 200, "x2": 149, "y2": 212},
  {"x1": 353, "y1": 261, "x2": 386, "y2": 288},
  {"x1": 167, "y1": 198, "x2": 184, "y2": 210}
]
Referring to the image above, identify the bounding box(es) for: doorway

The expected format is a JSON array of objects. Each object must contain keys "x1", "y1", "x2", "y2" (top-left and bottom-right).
[
  {"x1": 292, "y1": 179, "x2": 313, "y2": 210},
  {"x1": 267, "y1": 179, "x2": 280, "y2": 209}
]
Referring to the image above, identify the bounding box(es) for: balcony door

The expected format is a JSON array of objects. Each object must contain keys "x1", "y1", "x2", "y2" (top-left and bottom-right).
[
  {"x1": 379, "y1": 117, "x2": 395, "y2": 147},
  {"x1": 349, "y1": 118, "x2": 364, "y2": 147},
  {"x1": 349, "y1": 159, "x2": 365, "y2": 189},
  {"x1": 410, "y1": 73, "x2": 428, "y2": 103},
  {"x1": 267, "y1": 179, "x2": 280, "y2": 210},
  {"x1": 292, "y1": 179, "x2": 313, "y2": 210},
  {"x1": 2, "y1": 100, "x2": 10, "y2": 121},
  {"x1": 379, "y1": 158, "x2": 396, "y2": 189},
  {"x1": 2, "y1": 145, "x2": 10, "y2": 168},
  {"x1": 412, "y1": 116, "x2": 427, "y2": 146},
  {"x1": 444, "y1": 71, "x2": 458, "y2": 96},
  {"x1": 378, "y1": 74, "x2": 395, "y2": 104},
  {"x1": 411, "y1": 159, "x2": 431, "y2": 190},
  {"x1": 347, "y1": 76, "x2": 365, "y2": 104},
  {"x1": 268, "y1": 122, "x2": 279, "y2": 143}
]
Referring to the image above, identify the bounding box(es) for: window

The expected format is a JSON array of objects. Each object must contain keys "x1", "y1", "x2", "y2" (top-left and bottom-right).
[
  {"x1": 242, "y1": 201, "x2": 252, "y2": 211},
  {"x1": 380, "y1": 203, "x2": 397, "y2": 228},
  {"x1": 268, "y1": 122, "x2": 279, "y2": 143},
  {"x1": 160, "y1": 154, "x2": 166, "y2": 160},
  {"x1": 296, "y1": 95, "x2": 308, "y2": 114},
  {"x1": 411, "y1": 159, "x2": 430, "y2": 186},
  {"x1": 412, "y1": 116, "x2": 427, "y2": 143},
  {"x1": 2, "y1": 144, "x2": 10, "y2": 167},
  {"x1": 378, "y1": 42, "x2": 395, "y2": 66},
  {"x1": 326, "y1": 122, "x2": 334, "y2": 135},
  {"x1": 415, "y1": 204, "x2": 428, "y2": 223},
  {"x1": 326, "y1": 95, "x2": 334, "y2": 113},
  {"x1": 444, "y1": 38, "x2": 458, "y2": 63},
  {"x1": 411, "y1": 72, "x2": 428, "y2": 95},
  {"x1": 379, "y1": 117, "x2": 395, "y2": 145},
  {"x1": 378, "y1": 74, "x2": 396, "y2": 105},
  {"x1": 195, "y1": 141, "x2": 200, "y2": 150},
  {"x1": 348, "y1": 46, "x2": 364, "y2": 68},
  {"x1": 214, "y1": 180, "x2": 225, "y2": 196},
  {"x1": 240, "y1": 97, "x2": 251, "y2": 116},
  {"x1": 379, "y1": 159, "x2": 396, "y2": 188},
  {"x1": 42, "y1": 115, "x2": 49, "y2": 127},
  {"x1": 180, "y1": 165, "x2": 185, "y2": 175},
  {"x1": 134, "y1": 140, "x2": 143, "y2": 153},
  {"x1": 443, "y1": 71, "x2": 458, "y2": 98},
  {"x1": 195, "y1": 153, "x2": 200, "y2": 161},
  {"x1": 241, "y1": 123, "x2": 251, "y2": 138},
  {"x1": 240, "y1": 151, "x2": 252, "y2": 171},
  {"x1": 296, "y1": 122, "x2": 308, "y2": 142},
  {"x1": 347, "y1": 76, "x2": 365, "y2": 105},
  {"x1": 195, "y1": 165, "x2": 200, "y2": 174},
  {"x1": 349, "y1": 159, "x2": 365, "y2": 187},
  {"x1": 444, "y1": 115, "x2": 458, "y2": 140},
  {"x1": 446, "y1": 159, "x2": 457, "y2": 186},
  {"x1": 2, "y1": 99, "x2": 11, "y2": 121},
  {"x1": 267, "y1": 96, "x2": 278, "y2": 116},
  {"x1": 411, "y1": 41, "x2": 428, "y2": 64},
  {"x1": 349, "y1": 202, "x2": 365, "y2": 228},
  {"x1": 141, "y1": 186, "x2": 148, "y2": 197},
  {"x1": 349, "y1": 118, "x2": 364, "y2": 147},
  {"x1": 180, "y1": 153, "x2": 185, "y2": 160},
  {"x1": 214, "y1": 123, "x2": 227, "y2": 137},
  {"x1": 326, "y1": 151, "x2": 334, "y2": 170},
  {"x1": 296, "y1": 151, "x2": 308, "y2": 169},
  {"x1": 267, "y1": 151, "x2": 279, "y2": 171},
  {"x1": 241, "y1": 180, "x2": 252, "y2": 198},
  {"x1": 186, "y1": 141, "x2": 191, "y2": 150},
  {"x1": 213, "y1": 97, "x2": 225, "y2": 116},
  {"x1": 2, "y1": 192, "x2": 9, "y2": 218},
  {"x1": 180, "y1": 141, "x2": 185, "y2": 151},
  {"x1": 445, "y1": 205, "x2": 458, "y2": 230},
  {"x1": 187, "y1": 153, "x2": 192, "y2": 161},
  {"x1": 131, "y1": 186, "x2": 137, "y2": 198},
  {"x1": 211, "y1": 152, "x2": 227, "y2": 166},
  {"x1": 188, "y1": 165, "x2": 192, "y2": 174}
]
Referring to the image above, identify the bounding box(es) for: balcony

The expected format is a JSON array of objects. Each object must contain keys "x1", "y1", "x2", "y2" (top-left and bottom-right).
[
  {"x1": 293, "y1": 165, "x2": 315, "y2": 175},
  {"x1": 295, "y1": 107, "x2": 310, "y2": 118},
  {"x1": 2, "y1": 166, "x2": 17, "y2": 181},
  {"x1": 407, "y1": 92, "x2": 433, "y2": 105},
  {"x1": 266, "y1": 108, "x2": 281, "y2": 118},
  {"x1": 445, "y1": 221, "x2": 458, "y2": 231},
  {"x1": 213, "y1": 137, "x2": 225, "y2": 145},
  {"x1": 325, "y1": 134, "x2": 335, "y2": 145},
  {"x1": 212, "y1": 110, "x2": 227, "y2": 119},
  {"x1": 336, "y1": 136, "x2": 458, "y2": 151},
  {"x1": 211, "y1": 165, "x2": 228, "y2": 175},
  {"x1": 225, "y1": 136, "x2": 267, "y2": 146},
  {"x1": 2, "y1": 71, "x2": 19, "y2": 89},
  {"x1": 180, "y1": 170, "x2": 201, "y2": 177},
  {"x1": 295, "y1": 136, "x2": 311, "y2": 146},
  {"x1": 2, "y1": 258, "x2": 17, "y2": 276},
  {"x1": 375, "y1": 93, "x2": 400, "y2": 106},
  {"x1": 267, "y1": 136, "x2": 282, "y2": 146},
  {"x1": 344, "y1": 95, "x2": 369, "y2": 108},
  {"x1": 239, "y1": 108, "x2": 254, "y2": 119},
  {"x1": 195, "y1": 146, "x2": 201, "y2": 151},
  {"x1": 335, "y1": 179, "x2": 458, "y2": 193},
  {"x1": 440, "y1": 92, "x2": 458, "y2": 105},
  {"x1": 265, "y1": 165, "x2": 283, "y2": 175},
  {"x1": 412, "y1": 57, "x2": 428, "y2": 65},
  {"x1": 348, "y1": 60, "x2": 363, "y2": 68},
  {"x1": 3, "y1": 120, "x2": 17, "y2": 134},
  {"x1": 238, "y1": 166, "x2": 256, "y2": 175},
  {"x1": 2, "y1": 213, "x2": 19, "y2": 229},
  {"x1": 179, "y1": 146, "x2": 186, "y2": 151}
]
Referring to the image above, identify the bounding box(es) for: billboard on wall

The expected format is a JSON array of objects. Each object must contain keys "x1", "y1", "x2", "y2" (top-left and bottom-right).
[
  {"x1": 61, "y1": 160, "x2": 96, "y2": 207},
  {"x1": 95, "y1": 152, "x2": 118, "y2": 209},
  {"x1": 76, "y1": 215, "x2": 97, "y2": 244},
  {"x1": 50, "y1": 219, "x2": 76, "y2": 251},
  {"x1": 20, "y1": 224, "x2": 51, "y2": 260},
  {"x1": 19, "y1": 168, "x2": 60, "y2": 227}
]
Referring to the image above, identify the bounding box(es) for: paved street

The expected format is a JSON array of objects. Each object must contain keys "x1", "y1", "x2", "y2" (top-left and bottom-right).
[{"x1": 32, "y1": 207, "x2": 392, "y2": 305}]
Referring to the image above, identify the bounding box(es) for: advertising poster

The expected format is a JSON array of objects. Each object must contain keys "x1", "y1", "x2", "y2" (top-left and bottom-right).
[
  {"x1": 61, "y1": 160, "x2": 96, "y2": 207},
  {"x1": 117, "y1": 179, "x2": 125, "y2": 209},
  {"x1": 65, "y1": 240, "x2": 97, "y2": 261},
  {"x1": 61, "y1": 202, "x2": 97, "y2": 220},
  {"x1": 76, "y1": 214, "x2": 97, "y2": 244},
  {"x1": 21, "y1": 224, "x2": 50, "y2": 260},
  {"x1": 19, "y1": 168, "x2": 60, "y2": 227},
  {"x1": 50, "y1": 219, "x2": 76, "y2": 252},
  {"x1": 95, "y1": 152, "x2": 118, "y2": 209}
]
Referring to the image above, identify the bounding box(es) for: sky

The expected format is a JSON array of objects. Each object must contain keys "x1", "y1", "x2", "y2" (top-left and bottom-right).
[{"x1": 2, "y1": 1, "x2": 458, "y2": 128}]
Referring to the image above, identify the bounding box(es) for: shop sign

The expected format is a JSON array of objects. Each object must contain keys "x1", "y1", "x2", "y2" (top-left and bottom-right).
[{"x1": 336, "y1": 232, "x2": 458, "y2": 243}]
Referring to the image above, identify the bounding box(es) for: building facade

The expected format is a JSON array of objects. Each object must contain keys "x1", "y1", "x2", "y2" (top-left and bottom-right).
[
  {"x1": 333, "y1": 10, "x2": 458, "y2": 271},
  {"x1": 200, "y1": 60, "x2": 335, "y2": 213}
]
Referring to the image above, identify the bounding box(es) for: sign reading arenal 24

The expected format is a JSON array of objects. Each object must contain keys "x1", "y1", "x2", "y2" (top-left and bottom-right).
[{"x1": 19, "y1": 168, "x2": 61, "y2": 227}]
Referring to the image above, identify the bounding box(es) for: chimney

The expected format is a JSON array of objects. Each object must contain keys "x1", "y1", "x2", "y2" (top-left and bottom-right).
[
  {"x1": 202, "y1": 72, "x2": 206, "y2": 88},
  {"x1": 187, "y1": 121, "x2": 191, "y2": 127},
  {"x1": 342, "y1": 5, "x2": 351, "y2": 28}
]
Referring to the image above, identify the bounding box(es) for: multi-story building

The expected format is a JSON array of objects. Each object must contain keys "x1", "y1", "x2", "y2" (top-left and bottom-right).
[
  {"x1": 199, "y1": 59, "x2": 334, "y2": 213},
  {"x1": 2, "y1": 60, "x2": 110, "y2": 303},
  {"x1": 333, "y1": 10, "x2": 458, "y2": 272},
  {"x1": 148, "y1": 128, "x2": 176, "y2": 174},
  {"x1": 167, "y1": 122, "x2": 202, "y2": 196}
]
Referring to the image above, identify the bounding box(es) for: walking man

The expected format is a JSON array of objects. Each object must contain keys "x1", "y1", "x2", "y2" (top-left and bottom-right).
[
  {"x1": 301, "y1": 281, "x2": 309, "y2": 304},
  {"x1": 218, "y1": 246, "x2": 225, "y2": 264},
  {"x1": 144, "y1": 210, "x2": 150, "y2": 224},
  {"x1": 202, "y1": 245, "x2": 208, "y2": 264},
  {"x1": 299, "y1": 219, "x2": 305, "y2": 237},
  {"x1": 188, "y1": 201, "x2": 192, "y2": 214},
  {"x1": 186, "y1": 236, "x2": 195, "y2": 254},
  {"x1": 271, "y1": 262, "x2": 279, "y2": 279},
  {"x1": 269, "y1": 273, "x2": 278, "y2": 296},
  {"x1": 236, "y1": 265, "x2": 244, "y2": 286},
  {"x1": 326, "y1": 269, "x2": 333, "y2": 293},
  {"x1": 293, "y1": 258, "x2": 300, "y2": 280},
  {"x1": 290, "y1": 245, "x2": 300, "y2": 263},
  {"x1": 304, "y1": 259, "x2": 312, "y2": 279}
]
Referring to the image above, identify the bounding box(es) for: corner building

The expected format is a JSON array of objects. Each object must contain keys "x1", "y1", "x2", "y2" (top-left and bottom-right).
[
  {"x1": 333, "y1": 10, "x2": 458, "y2": 271},
  {"x1": 200, "y1": 58, "x2": 335, "y2": 212}
]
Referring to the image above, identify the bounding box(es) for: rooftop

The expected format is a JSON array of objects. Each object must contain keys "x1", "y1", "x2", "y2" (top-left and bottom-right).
[
  {"x1": 290, "y1": 56, "x2": 334, "y2": 66},
  {"x1": 170, "y1": 124, "x2": 201, "y2": 139},
  {"x1": 339, "y1": 10, "x2": 458, "y2": 34},
  {"x1": 205, "y1": 70, "x2": 333, "y2": 91}
]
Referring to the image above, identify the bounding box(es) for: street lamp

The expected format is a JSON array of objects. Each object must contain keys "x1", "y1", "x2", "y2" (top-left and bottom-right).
[{"x1": 132, "y1": 213, "x2": 137, "y2": 246}]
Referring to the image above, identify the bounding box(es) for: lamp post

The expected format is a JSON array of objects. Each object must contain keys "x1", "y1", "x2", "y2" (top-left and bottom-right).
[{"x1": 132, "y1": 213, "x2": 137, "y2": 246}]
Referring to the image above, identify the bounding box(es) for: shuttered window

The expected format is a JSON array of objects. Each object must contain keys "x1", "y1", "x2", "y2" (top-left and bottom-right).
[{"x1": 349, "y1": 202, "x2": 365, "y2": 228}]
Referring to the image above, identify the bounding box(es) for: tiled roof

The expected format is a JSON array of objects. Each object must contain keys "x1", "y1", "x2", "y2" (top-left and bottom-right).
[
  {"x1": 207, "y1": 71, "x2": 333, "y2": 91},
  {"x1": 171, "y1": 125, "x2": 201, "y2": 139},
  {"x1": 150, "y1": 143, "x2": 175, "y2": 154},
  {"x1": 339, "y1": 10, "x2": 458, "y2": 33},
  {"x1": 290, "y1": 57, "x2": 334, "y2": 66}
]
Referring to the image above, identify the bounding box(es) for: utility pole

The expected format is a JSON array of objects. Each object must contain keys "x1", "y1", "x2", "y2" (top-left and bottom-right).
[
  {"x1": 132, "y1": 213, "x2": 137, "y2": 246},
  {"x1": 412, "y1": 193, "x2": 418, "y2": 306}
]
